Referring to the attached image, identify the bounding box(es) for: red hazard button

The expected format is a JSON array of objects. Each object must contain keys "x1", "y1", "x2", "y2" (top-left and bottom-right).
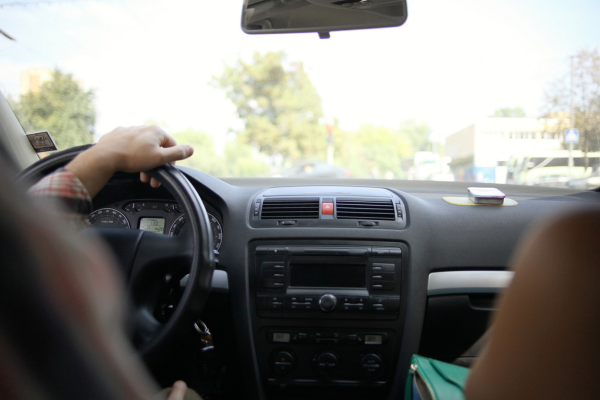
[{"x1": 322, "y1": 202, "x2": 334, "y2": 215}]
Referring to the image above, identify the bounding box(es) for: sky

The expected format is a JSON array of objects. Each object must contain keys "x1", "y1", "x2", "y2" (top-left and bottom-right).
[{"x1": 0, "y1": 0, "x2": 599, "y2": 147}]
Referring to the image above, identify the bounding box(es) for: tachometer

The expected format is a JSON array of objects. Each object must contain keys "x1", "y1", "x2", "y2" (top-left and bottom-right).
[
  {"x1": 86, "y1": 208, "x2": 130, "y2": 228},
  {"x1": 168, "y1": 213, "x2": 222, "y2": 251}
]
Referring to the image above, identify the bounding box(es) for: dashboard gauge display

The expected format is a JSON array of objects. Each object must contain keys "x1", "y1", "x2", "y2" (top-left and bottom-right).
[
  {"x1": 168, "y1": 213, "x2": 223, "y2": 251},
  {"x1": 86, "y1": 208, "x2": 130, "y2": 229},
  {"x1": 139, "y1": 217, "x2": 166, "y2": 234}
]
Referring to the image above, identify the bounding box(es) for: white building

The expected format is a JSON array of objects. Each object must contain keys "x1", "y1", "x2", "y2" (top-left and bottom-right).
[
  {"x1": 445, "y1": 118, "x2": 564, "y2": 183},
  {"x1": 20, "y1": 68, "x2": 53, "y2": 96}
]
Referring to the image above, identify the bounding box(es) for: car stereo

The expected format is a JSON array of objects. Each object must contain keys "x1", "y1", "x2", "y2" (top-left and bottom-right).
[{"x1": 255, "y1": 245, "x2": 401, "y2": 320}]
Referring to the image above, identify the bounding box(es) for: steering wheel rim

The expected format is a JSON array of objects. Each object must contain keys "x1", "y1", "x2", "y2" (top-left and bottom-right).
[{"x1": 17, "y1": 145, "x2": 215, "y2": 364}]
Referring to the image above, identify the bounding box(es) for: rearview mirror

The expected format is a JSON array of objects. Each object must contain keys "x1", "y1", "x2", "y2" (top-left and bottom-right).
[{"x1": 241, "y1": 0, "x2": 408, "y2": 38}]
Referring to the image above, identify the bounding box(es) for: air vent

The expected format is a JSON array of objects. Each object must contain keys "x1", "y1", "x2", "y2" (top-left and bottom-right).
[
  {"x1": 336, "y1": 199, "x2": 396, "y2": 221},
  {"x1": 261, "y1": 198, "x2": 320, "y2": 220}
]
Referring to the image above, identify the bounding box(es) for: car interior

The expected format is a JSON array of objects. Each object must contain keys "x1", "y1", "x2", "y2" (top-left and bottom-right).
[{"x1": 1, "y1": 1, "x2": 599, "y2": 400}]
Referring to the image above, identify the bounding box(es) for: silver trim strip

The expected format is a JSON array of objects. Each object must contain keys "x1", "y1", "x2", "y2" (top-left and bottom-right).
[
  {"x1": 211, "y1": 270, "x2": 229, "y2": 293},
  {"x1": 427, "y1": 271, "x2": 514, "y2": 296},
  {"x1": 180, "y1": 270, "x2": 229, "y2": 294}
]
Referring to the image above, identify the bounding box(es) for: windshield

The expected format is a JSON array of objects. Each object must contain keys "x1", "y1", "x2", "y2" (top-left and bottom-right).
[{"x1": 1, "y1": 0, "x2": 599, "y2": 188}]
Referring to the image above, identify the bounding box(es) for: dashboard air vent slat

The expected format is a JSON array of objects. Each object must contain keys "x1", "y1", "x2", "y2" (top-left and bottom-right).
[
  {"x1": 261, "y1": 198, "x2": 320, "y2": 219},
  {"x1": 336, "y1": 199, "x2": 396, "y2": 221}
]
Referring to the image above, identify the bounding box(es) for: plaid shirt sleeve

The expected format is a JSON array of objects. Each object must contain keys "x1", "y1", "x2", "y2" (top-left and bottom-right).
[{"x1": 28, "y1": 168, "x2": 92, "y2": 226}]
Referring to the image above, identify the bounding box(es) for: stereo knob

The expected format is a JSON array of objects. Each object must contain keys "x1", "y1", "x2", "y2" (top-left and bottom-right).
[{"x1": 319, "y1": 294, "x2": 337, "y2": 312}]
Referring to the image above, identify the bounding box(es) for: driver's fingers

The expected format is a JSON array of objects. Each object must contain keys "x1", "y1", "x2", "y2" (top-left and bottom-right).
[
  {"x1": 150, "y1": 177, "x2": 161, "y2": 188},
  {"x1": 140, "y1": 172, "x2": 161, "y2": 188},
  {"x1": 160, "y1": 144, "x2": 194, "y2": 164},
  {"x1": 159, "y1": 130, "x2": 178, "y2": 148},
  {"x1": 167, "y1": 381, "x2": 187, "y2": 400}
]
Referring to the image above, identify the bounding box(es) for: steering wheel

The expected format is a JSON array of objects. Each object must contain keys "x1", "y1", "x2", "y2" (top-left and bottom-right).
[{"x1": 18, "y1": 144, "x2": 215, "y2": 366}]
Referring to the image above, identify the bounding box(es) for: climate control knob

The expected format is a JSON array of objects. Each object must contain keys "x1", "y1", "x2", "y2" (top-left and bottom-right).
[
  {"x1": 319, "y1": 294, "x2": 337, "y2": 312},
  {"x1": 360, "y1": 353, "x2": 384, "y2": 377},
  {"x1": 315, "y1": 352, "x2": 339, "y2": 375},
  {"x1": 271, "y1": 350, "x2": 296, "y2": 375}
]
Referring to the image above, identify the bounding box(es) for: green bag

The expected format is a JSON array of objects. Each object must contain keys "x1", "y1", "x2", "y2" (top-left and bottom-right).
[{"x1": 404, "y1": 355, "x2": 470, "y2": 400}]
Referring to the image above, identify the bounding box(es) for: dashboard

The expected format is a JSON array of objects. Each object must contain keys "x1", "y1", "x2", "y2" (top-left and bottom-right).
[{"x1": 90, "y1": 167, "x2": 600, "y2": 400}]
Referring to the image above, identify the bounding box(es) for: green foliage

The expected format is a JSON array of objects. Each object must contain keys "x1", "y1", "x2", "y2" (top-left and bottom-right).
[
  {"x1": 12, "y1": 69, "x2": 95, "y2": 149},
  {"x1": 171, "y1": 129, "x2": 226, "y2": 176},
  {"x1": 213, "y1": 51, "x2": 327, "y2": 162},
  {"x1": 491, "y1": 107, "x2": 527, "y2": 118},
  {"x1": 223, "y1": 141, "x2": 270, "y2": 177},
  {"x1": 336, "y1": 124, "x2": 414, "y2": 179},
  {"x1": 399, "y1": 121, "x2": 432, "y2": 153},
  {"x1": 172, "y1": 129, "x2": 269, "y2": 177}
]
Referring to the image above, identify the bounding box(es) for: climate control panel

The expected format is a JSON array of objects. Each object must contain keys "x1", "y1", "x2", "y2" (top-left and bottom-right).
[{"x1": 260, "y1": 328, "x2": 396, "y2": 389}]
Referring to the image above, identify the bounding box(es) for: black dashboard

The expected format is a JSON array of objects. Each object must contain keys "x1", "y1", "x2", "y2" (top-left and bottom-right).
[{"x1": 91, "y1": 166, "x2": 600, "y2": 400}]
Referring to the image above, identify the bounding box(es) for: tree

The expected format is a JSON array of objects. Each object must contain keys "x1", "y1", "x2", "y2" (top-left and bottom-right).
[
  {"x1": 398, "y1": 120, "x2": 432, "y2": 153},
  {"x1": 11, "y1": 69, "x2": 95, "y2": 150},
  {"x1": 544, "y1": 49, "x2": 600, "y2": 165},
  {"x1": 491, "y1": 107, "x2": 527, "y2": 118},
  {"x1": 172, "y1": 129, "x2": 269, "y2": 177},
  {"x1": 336, "y1": 124, "x2": 414, "y2": 179},
  {"x1": 223, "y1": 141, "x2": 270, "y2": 177},
  {"x1": 171, "y1": 129, "x2": 227, "y2": 176},
  {"x1": 213, "y1": 51, "x2": 327, "y2": 164}
]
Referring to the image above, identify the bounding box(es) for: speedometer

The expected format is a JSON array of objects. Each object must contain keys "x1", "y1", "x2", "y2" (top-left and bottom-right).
[
  {"x1": 168, "y1": 213, "x2": 222, "y2": 251},
  {"x1": 86, "y1": 208, "x2": 130, "y2": 228}
]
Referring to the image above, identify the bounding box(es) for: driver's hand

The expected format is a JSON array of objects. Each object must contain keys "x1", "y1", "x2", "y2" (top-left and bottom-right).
[
  {"x1": 166, "y1": 381, "x2": 188, "y2": 400},
  {"x1": 66, "y1": 125, "x2": 194, "y2": 197}
]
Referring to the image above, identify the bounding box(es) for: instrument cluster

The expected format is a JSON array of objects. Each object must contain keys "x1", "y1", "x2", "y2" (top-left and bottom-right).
[{"x1": 86, "y1": 200, "x2": 223, "y2": 251}]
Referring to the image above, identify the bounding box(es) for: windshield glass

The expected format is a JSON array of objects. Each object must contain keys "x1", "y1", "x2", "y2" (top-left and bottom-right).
[{"x1": 1, "y1": 0, "x2": 599, "y2": 188}]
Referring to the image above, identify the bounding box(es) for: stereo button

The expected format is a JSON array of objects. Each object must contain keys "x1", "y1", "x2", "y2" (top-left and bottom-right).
[
  {"x1": 262, "y1": 271, "x2": 285, "y2": 279},
  {"x1": 342, "y1": 303, "x2": 367, "y2": 312},
  {"x1": 372, "y1": 272, "x2": 395, "y2": 281},
  {"x1": 372, "y1": 263, "x2": 395, "y2": 272},
  {"x1": 372, "y1": 282, "x2": 395, "y2": 290},
  {"x1": 387, "y1": 297, "x2": 400, "y2": 311},
  {"x1": 262, "y1": 279, "x2": 285, "y2": 288},
  {"x1": 261, "y1": 262, "x2": 285, "y2": 271},
  {"x1": 288, "y1": 302, "x2": 313, "y2": 310},
  {"x1": 371, "y1": 248, "x2": 389, "y2": 255}
]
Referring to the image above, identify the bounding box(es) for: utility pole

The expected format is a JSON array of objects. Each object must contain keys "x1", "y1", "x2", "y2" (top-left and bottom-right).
[
  {"x1": 326, "y1": 124, "x2": 334, "y2": 165},
  {"x1": 568, "y1": 55, "x2": 575, "y2": 179}
]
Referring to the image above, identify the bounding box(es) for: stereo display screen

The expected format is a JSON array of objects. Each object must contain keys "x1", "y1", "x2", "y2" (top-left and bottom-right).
[{"x1": 290, "y1": 264, "x2": 366, "y2": 288}]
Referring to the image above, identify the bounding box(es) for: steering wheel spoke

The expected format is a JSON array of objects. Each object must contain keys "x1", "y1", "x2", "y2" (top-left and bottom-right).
[{"x1": 129, "y1": 232, "x2": 194, "y2": 283}]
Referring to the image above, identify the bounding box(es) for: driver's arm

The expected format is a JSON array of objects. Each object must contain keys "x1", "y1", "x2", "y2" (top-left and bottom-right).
[
  {"x1": 28, "y1": 125, "x2": 194, "y2": 223},
  {"x1": 27, "y1": 125, "x2": 200, "y2": 399},
  {"x1": 64, "y1": 125, "x2": 193, "y2": 197}
]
